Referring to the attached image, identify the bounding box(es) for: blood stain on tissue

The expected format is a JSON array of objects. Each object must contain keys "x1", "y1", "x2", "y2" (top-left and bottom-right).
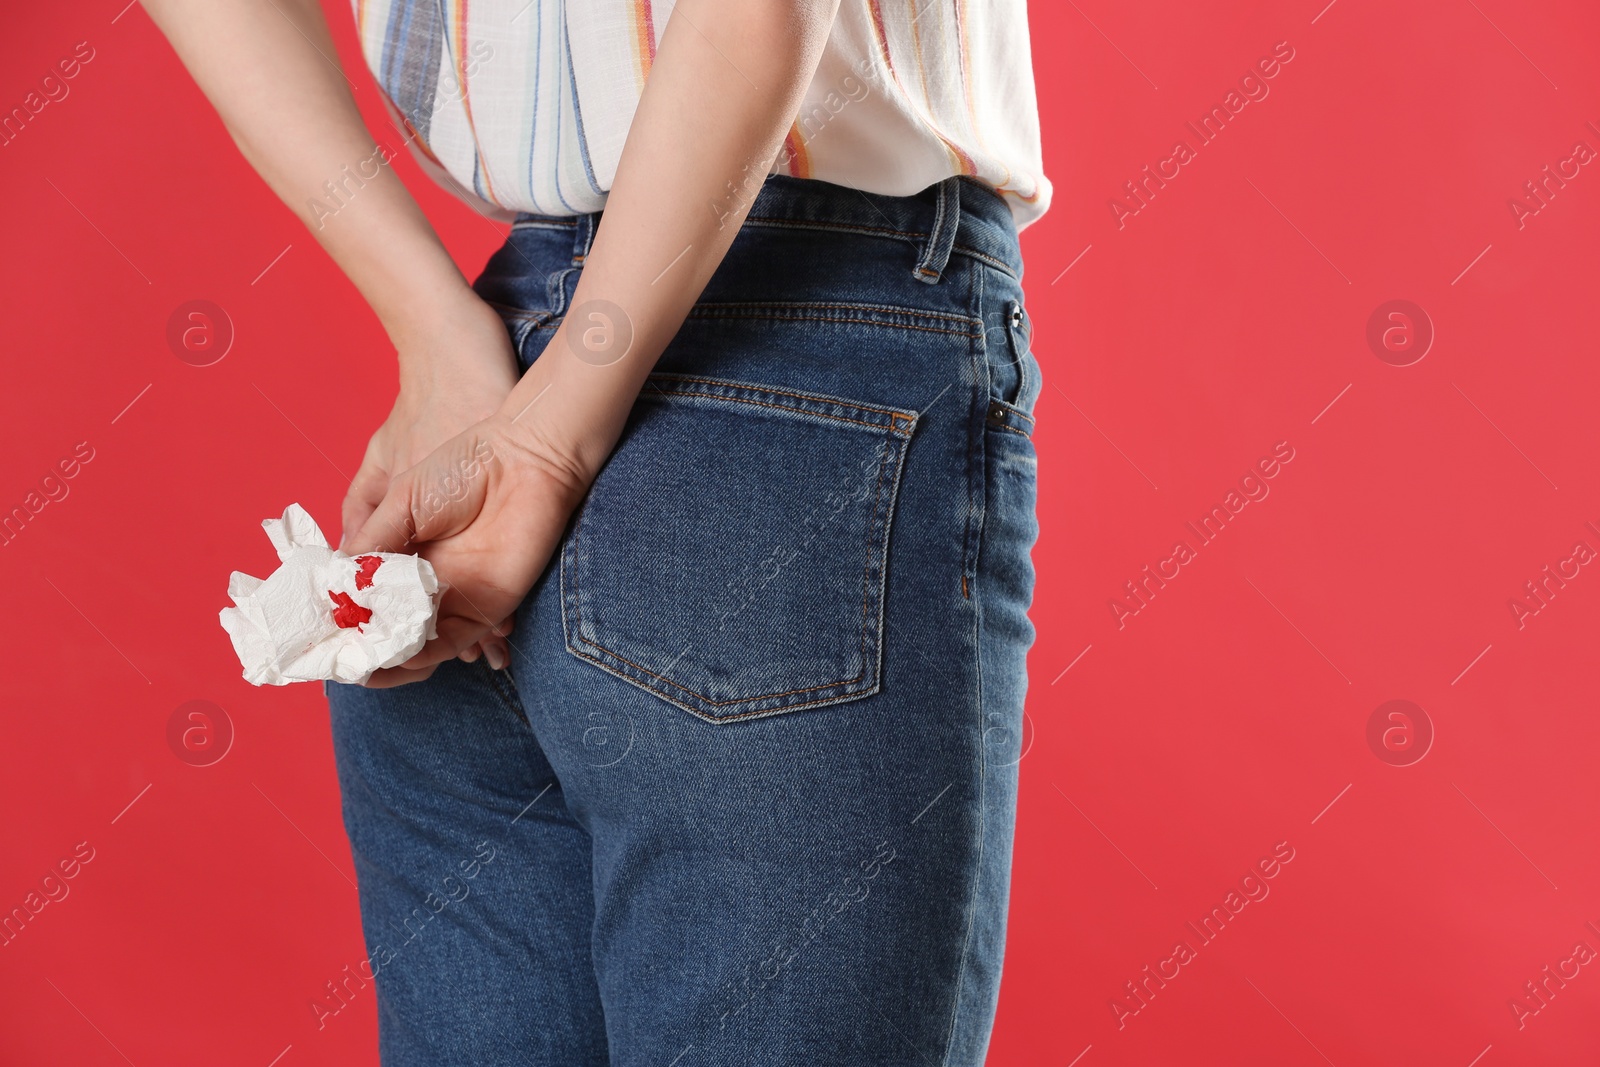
[
  {"x1": 328, "y1": 590, "x2": 374, "y2": 630},
  {"x1": 354, "y1": 555, "x2": 383, "y2": 589}
]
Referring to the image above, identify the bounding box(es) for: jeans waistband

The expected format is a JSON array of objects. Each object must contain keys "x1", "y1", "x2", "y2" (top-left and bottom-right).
[{"x1": 511, "y1": 175, "x2": 1024, "y2": 284}]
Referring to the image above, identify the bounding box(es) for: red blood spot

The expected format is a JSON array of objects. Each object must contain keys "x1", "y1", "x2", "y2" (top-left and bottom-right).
[
  {"x1": 328, "y1": 590, "x2": 373, "y2": 630},
  {"x1": 354, "y1": 555, "x2": 383, "y2": 590}
]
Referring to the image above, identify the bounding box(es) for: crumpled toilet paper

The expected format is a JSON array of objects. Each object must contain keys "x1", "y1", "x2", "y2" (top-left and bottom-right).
[{"x1": 220, "y1": 503, "x2": 440, "y2": 686}]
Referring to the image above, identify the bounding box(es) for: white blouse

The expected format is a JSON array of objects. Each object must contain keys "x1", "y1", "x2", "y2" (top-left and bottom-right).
[{"x1": 350, "y1": 0, "x2": 1051, "y2": 229}]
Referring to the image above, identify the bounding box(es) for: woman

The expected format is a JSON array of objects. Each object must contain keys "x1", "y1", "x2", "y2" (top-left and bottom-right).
[{"x1": 149, "y1": 0, "x2": 1048, "y2": 1062}]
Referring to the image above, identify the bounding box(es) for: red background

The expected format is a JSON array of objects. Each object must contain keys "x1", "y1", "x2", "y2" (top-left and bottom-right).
[{"x1": 3, "y1": 1, "x2": 1598, "y2": 1064}]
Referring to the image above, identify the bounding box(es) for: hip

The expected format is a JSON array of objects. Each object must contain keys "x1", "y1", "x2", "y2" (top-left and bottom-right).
[{"x1": 474, "y1": 174, "x2": 1042, "y2": 724}]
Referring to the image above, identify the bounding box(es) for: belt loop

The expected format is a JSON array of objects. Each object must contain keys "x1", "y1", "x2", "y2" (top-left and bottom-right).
[
  {"x1": 913, "y1": 176, "x2": 961, "y2": 284},
  {"x1": 572, "y1": 213, "x2": 596, "y2": 265}
]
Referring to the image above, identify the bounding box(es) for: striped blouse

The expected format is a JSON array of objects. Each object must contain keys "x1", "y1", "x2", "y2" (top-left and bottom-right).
[{"x1": 349, "y1": 0, "x2": 1051, "y2": 230}]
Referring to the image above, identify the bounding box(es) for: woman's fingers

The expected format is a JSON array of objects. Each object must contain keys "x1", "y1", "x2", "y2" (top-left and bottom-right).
[
  {"x1": 483, "y1": 614, "x2": 515, "y2": 669},
  {"x1": 343, "y1": 472, "x2": 420, "y2": 556},
  {"x1": 458, "y1": 614, "x2": 514, "y2": 669},
  {"x1": 340, "y1": 459, "x2": 390, "y2": 551},
  {"x1": 347, "y1": 431, "x2": 499, "y2": 557}
]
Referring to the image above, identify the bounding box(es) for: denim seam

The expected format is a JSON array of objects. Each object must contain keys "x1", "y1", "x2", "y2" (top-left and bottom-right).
[
  {"x1": 641, "y1": 391, "x2": 914, "y2": 435},
  {"x1": 942, "y1": 550, "x2": 990, "y2": 1067},
  {"x1": 941, "y1": 266, "x2": 992, "y2": 1067},
  {"x1": 512, "y1": 213, "x2": 1018, "y2": 277},
  {"x1": 538, "y1": 316, "x2": 973, "y2": 340},
  {"x1": 482, "y1": 661, "x2": 526, "y2": 721},
  {"x1": 990, "y1": 423, "x2": 1031, "y2": 439},
  {"x1": 914, "y1": 177, "x2": 954, "y2": 282},
  {"x1": 684, "y1": 309, "x2": 979, "y2": 339},
  {"x1": 515, "y1": 303, "x2": 981, "y2": 339},
  {"x1": 564, "y1": 647, "x2": 884, "y2": 723},
  {"x1": 483, "y1": 300, "x2": 555, "y2": 322},
  {"x1": 547, "y1": 266, "x2": 577, "y2": 317},
  {"x1": 691, "y1": 301, "x2": 980, "y2": 329},
  {"x1": 739, "y1": 216, "x2": 1018, "y2": 279},
  {"x1": 509, "y1": 319, "x2": 536, "y2": 356},
  {"x1": 647, "y1": 374, "x2": 923, "y2": 428},
  {"x1": 562, "y1": 378, "x2": 916, "y2": 721},
  {"x1": 959, "y1": 269, "x2": 988, "y2": 596}
]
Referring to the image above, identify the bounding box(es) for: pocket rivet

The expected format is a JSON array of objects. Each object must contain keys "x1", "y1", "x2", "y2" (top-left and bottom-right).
[{"x1": 987, "y1": 402, "x2": 1006, "y2": 425}]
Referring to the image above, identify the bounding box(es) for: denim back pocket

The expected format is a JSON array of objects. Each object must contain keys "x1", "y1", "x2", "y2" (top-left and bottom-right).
[{"x1": 560, "y1": 374, "x2": 919, "y2": 723}]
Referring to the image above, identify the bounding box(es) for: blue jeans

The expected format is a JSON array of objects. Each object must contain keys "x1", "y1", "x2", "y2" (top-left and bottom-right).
[{"x1": 325, "y1": 175, "x2": 1040, "y2": 1066}]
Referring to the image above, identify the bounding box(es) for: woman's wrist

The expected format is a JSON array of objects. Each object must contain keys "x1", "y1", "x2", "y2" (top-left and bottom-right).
[
  {"x1": 481, "y1": 403, "x2": 603, "y2": 518},
  {"x1": 385, "y1": 283, "x2": 518, "y2": 394},
  {"x1": 489, "y1": 327, "x2": 638, "y2": 491}
]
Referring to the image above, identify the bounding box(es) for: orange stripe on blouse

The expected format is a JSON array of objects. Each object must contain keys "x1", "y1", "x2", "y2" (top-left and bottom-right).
[
  {"x1": 869, "y1": 0, "x2": 975, "y2": 177},
  {"x1": 783, "y1": 123, "x2": 811, "y2": 179},
  {"x1": 387, "y1": 95, "x2": 444, "y2": 166},
  {"x1": 632, "y1": 0, "x2": 657, "y2": 90},
  {"x1": 450, "y1": 0, "x2": 502, "y2": 206},
  {"x1": 905, "y1": 0, "x2": 935, "y2": 113},
  {"x1": 954, "y1": 0, "x2": 978, "y2": 138},
  {"x1": 867, "y1": 0, "x2": 895, "y2": 76}
]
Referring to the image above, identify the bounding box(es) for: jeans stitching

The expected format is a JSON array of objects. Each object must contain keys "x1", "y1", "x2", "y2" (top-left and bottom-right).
[
  {"x1": 739, "y1": 218, "x2": 1016, "y2": 279},
  {"x1": 684, "y1": 309, "x2": 979, "y2": 339},
  {"x1": 547, "y1": 266, "x2": 577, "y2": 317},
  {"x1": 562, "y1": 646, "x2": 886, "y2": 723},
  {"x1": 524, "y1": 303, "x2": 981, "y2": 339},
  {"x1": 513, "y1": 213, "x2": 1017, "y2": 277},
  {"x1": 690, "y1": 301, "x2": 979, "y2": 328},
  {"x1": 916, "y1": 180, "x2": 952, "y2": 281},
  {"x1": 941, "y1": 268, "x2": 993, "y2": 1067},
  {"x1": 649, "y1": 373, "x2": 921, "y2": 426},
  {"x1": 483, "y1": 661, "x2": 526, "y2": 721},
  {"x1": 640, "y1": 390, "x2": 914, "y2": 435},
  {"x1": 959, "y1": 267, "x2": 988, "y2": 596}
]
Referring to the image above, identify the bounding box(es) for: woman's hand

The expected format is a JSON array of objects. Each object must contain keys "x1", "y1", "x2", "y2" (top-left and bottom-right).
[
  {"x1": 341, "y1": 402, "x2": 593, "y2": 688},
  {"x1": 340, "y1": 292, "x2": 520, "y2": 545},
  {"x1": 339, "y1": 291, "x2": 522, "y2": 668}
]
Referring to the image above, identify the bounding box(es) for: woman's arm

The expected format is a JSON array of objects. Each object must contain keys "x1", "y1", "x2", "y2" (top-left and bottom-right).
[
  {"x1": 142, "y1": 0, "x2": 480, "y2": 356},
  {"x1": 346, "y1": 0, "x2": 844, "y2": 683},
  {"x1": 496, "y1": 0, "x2": 843, "y2": 485},
  {"x1": 145, "y1": 0, "x2": 525, "y2": 666}
]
